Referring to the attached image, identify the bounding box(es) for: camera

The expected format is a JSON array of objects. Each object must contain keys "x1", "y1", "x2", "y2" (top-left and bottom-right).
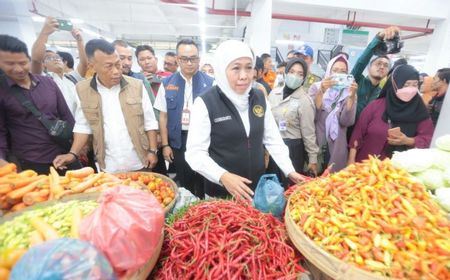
[
  {"x1": 374, "y1": 35, "x2": 404, "y2": 55},
  {"x1": 331, "y1": 73, "x2": 354, "y2": 90}
]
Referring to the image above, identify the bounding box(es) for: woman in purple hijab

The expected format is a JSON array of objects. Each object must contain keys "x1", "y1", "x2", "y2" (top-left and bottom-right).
[{"x1": 309, "y1": 54, "x2": 358, "y2": 172}]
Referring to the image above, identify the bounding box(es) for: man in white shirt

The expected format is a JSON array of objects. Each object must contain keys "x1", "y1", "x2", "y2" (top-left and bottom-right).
[
  {"x1": 53, "y1": 39, "x2": 159, "y2": 173},
  {"x1": 30, "y1": 16, "x2": 88, "y2": 116},
  {"x1": 154, "y1": 39, "x2": 214, "y2": 198}
]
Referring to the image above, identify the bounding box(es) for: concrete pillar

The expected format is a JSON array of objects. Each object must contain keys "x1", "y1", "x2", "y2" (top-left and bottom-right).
[
  {"x1": 423, "y1": 8, "x2": 450, "y2": 74},
  {"x1": 245, "y1": 0, "x2": 272, "y2": 56},
  {"x1": 0, "y1": 0, "x2": 37, "y2": 50}
]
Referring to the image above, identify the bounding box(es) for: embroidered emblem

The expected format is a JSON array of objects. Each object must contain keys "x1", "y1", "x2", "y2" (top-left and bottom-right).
[
  {"x1": 166, "y1": 84, "x2": 179, "y2": 91},
  {"x1": 252, "y1": 105, "x2": 264, "y2": 118}
]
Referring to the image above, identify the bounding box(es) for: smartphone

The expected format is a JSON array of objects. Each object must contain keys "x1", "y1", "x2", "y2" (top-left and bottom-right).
[
  {"x1": 388, "y1": 127, "x2": 401, "y2": 137},
  {"x1": 57, "y1": 19, "x2": 73, "y2": 31},
  {"x1": 331, "y1": 73, "x2": 354, "y2": 89}
]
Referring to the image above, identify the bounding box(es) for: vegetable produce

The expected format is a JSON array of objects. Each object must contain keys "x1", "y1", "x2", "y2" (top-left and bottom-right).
[
  {"x1": 414, "y1": 168, "x2": 447, "y2": 190},
  {"x1": 391, "y1": 135, "x2": 450, "y2": 213},
  {"x1": 435, "y1": 188, "x2": 450, "y2": 212},
  {"x1": 288, "y1": 156, "x2": 450, "y2": 279},
  {"x1": 0, "y1": 200, "x2": 97, "y2": 255},
  {"x1": 436, "y1": 134, "x2": 450, "y2": 151},
  {"x1": 391, "y1": 148, "x2": 434, "y2": 173},
  {"x1": 0, "y1": 167, "x2": 140, "y2": 212},
  {"x1": 153, "y1": 200, "x2": 305, "y2": 279},
  {"x1": 115, "y1": 172, "x2": 176, "y2": 207}
]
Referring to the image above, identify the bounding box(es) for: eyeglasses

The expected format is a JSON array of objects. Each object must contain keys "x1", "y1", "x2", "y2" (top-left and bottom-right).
[
  {"x1": 374, "y1": 62, "x2": 389, "y2": 68},
  {"x1": 179, "y1": 56, "x2": 199, "y2": 64},
  {"x1": 164, "y1": 61, "x2": 176, "y2": 67}
]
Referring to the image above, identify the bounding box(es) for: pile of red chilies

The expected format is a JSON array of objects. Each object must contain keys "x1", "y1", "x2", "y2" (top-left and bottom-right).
[{"x1": 154, "y1": 200, "x2": 305, "y2": 280}]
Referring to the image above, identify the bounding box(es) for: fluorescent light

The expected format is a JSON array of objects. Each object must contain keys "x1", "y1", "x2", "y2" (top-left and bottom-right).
[
  {"x1": 197, "y1": 0, "x2": 206, "y2": 55},
  {"x1": 275, "y1": 39, "x2": 305, "y2": 45},
  {"x1": 32, "y1": 16, "x2": 45, "y2": 22}
]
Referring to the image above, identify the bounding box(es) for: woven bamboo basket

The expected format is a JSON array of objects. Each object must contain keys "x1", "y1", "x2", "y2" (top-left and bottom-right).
[
  {"x1": 1, "y1": 193, "x2": 165, "y2": 280},
  {"x1": 115, "y1": 172, "x2": 178, "y2": 215},
  {"x1": 122, "y1": 229, "x2": 164, "y2": 280},
  {"x1": 285, "y1": 197, "x2": 392, "y2": 280}
]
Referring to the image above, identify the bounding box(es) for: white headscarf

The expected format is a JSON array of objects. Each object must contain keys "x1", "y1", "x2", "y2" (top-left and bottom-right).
[{"x1": 213, "y1": 40, "x2": 255, "y2": 112}]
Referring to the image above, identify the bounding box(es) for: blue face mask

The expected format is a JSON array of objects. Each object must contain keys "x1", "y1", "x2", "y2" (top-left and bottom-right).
[{"x1": 285, "y1": 73, "x2": 303, "y2": 89}]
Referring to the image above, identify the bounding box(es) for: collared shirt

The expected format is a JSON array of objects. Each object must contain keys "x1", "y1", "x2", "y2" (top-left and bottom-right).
[
  {"x1": 154, "y1": 72, "x2": 193, "y2": 130},
  {"x1": 0, "y1": 73, "x2": 74, "y2": 163},
  {"x1": 73, "y1": 77, "x2": 158, "y2": 173},
  {"x1": 185, "y1": 95, "x2": 296, "y2": 185},
  {"x1": 65, "y1": 69, "x2": 84, "y2": 84},
  {"x1": 303, "y1": 72, "x2": 322, "y2": 93},
  {"x1": 270, "y1": 87, "x2": 319, "y2": 164},
  {"x1": 127, "y1": 71, "x2": 158, "y2": 120},
  {"x1": 46, "y1": 72, "x2": 78, "y2": 116}
]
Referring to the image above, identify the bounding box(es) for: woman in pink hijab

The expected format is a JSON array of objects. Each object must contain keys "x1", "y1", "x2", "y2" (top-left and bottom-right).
[{"x1": 308, "y1": 54, "x2": 358, "y2": 172}]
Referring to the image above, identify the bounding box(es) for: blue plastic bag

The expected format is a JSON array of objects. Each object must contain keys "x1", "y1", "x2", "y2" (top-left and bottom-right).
[
  {"x1": 252, "y1": 174, "x2": 286, "y2": 217},
  {"x1": 11, "y1": 238, "x2": 116, "y2": 280}
]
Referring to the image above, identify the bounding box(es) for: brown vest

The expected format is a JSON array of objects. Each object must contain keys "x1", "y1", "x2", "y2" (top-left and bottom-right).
[{"x1": 76, "y1": 75, "x2": 149, "y2": 170}]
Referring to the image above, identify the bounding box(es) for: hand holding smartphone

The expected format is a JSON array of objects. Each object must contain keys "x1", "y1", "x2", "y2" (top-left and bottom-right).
[
  {"x1": 388, "y1": 127, "x2": 401, "y2": 138},
  {"x1": 57, "y1": 19, "x2": 73, "y2": 31}
]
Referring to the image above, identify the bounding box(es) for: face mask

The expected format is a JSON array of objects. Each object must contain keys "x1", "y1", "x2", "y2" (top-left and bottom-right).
[
  {"x1": 396, "y1": 86, "x2": 418, "y2": 102},
  {"x1": 285, "y1": 74, "x2": 303, "y2": 89}
]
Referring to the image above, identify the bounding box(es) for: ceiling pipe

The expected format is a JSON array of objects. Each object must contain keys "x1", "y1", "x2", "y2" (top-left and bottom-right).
[{"x1": 160, "y1": 0, "x2": 434, "y2": 35}]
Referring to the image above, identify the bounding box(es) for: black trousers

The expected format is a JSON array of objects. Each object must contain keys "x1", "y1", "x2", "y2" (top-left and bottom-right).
[
  {"x1": 151, "y1": 147, "x2": 168, "y2": 175},
  {"x1": 266, "y1": 138, "x2": 306, "y2": 188},
  {"x1": 18, "y1": 158, "x2": 83, "y2": 175},
  {"x1": 172, "y1": 131, "x2": 204, "y2": 199}
]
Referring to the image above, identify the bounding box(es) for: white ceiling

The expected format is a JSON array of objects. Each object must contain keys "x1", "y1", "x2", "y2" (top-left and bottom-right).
[{"x1": 0, "y1": 0, "x2": 445, "y2": 57}]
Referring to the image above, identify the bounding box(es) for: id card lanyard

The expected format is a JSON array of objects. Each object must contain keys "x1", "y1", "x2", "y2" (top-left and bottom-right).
[
  {"x1": 182, "y1": 89, "x2": 192, "y2": 126},
  {"x1": 278, "y1": 107, "x2": 288, "y2": 132}
]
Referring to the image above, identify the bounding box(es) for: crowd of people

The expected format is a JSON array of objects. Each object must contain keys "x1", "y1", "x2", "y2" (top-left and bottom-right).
[{"x1": 0, "y1": 17, "x2": 448, "y2": 200}]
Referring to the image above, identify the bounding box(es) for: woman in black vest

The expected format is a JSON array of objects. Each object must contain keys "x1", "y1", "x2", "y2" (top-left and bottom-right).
[{"x1": 185, "y1": 40, "x2": 304, "y2": 200}]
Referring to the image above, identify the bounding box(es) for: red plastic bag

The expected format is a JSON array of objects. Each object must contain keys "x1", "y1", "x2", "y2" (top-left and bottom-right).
[{"x1": 80, "y1": 186, "x2": 164, "y2": 276}]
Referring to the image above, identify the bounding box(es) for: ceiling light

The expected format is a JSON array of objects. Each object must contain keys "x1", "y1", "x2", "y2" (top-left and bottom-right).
[
  {"x1": 197, "y1": 0, "x2": 207, "y2": 55},
  {"x1": 31, "y1": 16, "x2": 45, "y2": 22}
]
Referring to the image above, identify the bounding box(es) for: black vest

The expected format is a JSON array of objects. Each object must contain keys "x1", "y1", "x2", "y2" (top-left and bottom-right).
[{"x1": 200, "y1": 86, "x2": 266, "y2": 197}]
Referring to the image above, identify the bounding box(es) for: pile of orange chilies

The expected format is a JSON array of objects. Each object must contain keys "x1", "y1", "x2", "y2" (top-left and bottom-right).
[{"x1": 288, "y1": 156, "x2": 450, "y2": 279}]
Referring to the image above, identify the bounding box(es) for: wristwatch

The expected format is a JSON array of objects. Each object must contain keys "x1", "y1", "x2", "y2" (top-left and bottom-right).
[{"x1": 148, "y1": 149, "x2": 158, "y2": 155}]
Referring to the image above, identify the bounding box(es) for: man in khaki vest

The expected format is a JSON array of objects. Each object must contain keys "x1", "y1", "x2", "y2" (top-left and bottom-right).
[{"x1": 53, "y1": 39, "x2": 159, "y2": 173}]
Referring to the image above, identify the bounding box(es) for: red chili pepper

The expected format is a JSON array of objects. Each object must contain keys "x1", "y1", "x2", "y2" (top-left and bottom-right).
[{"x1": 152, "y1": 200, "x2": 305, "y2": 279}]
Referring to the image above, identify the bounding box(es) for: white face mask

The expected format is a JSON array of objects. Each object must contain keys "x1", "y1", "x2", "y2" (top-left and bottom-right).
[{"x1": 284, "y1": 73, "x2": 303, "y2": 89}]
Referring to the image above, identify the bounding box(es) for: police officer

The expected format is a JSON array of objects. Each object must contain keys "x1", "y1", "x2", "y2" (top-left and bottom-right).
[{"x1": 294, "y1": 44, "x2": 321, "y2": 93}]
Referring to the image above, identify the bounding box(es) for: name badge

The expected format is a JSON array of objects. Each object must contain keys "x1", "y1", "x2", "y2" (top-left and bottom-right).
[
  {"x1": 213, "y1": 116, "x2": 232, "y2": 123},
  {"x1": 279, "y1": 119, "x2": 287, "y2": 131},
  {"x1": 182, "y1": 109, "x2": 190, "y2": 126}
]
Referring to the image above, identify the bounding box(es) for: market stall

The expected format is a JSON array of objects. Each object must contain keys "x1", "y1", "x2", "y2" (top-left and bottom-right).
[{"x1": 0, "y1": 136, "x2": 450, "y2": 279}]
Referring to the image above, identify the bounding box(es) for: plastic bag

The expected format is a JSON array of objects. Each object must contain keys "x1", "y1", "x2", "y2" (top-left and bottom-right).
[
  {"x1": 10, "y1": 238, "x2": 116, "y2": 280},
  {"x1": 80, "y1": 186, "x2": 164, "y2": 277},
  {"x1": 253, "y1": 174, "x2": 286, "y2": 217},
  {"x1": 172, "y1": 187, "x2": 199, "y2": 214}
]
